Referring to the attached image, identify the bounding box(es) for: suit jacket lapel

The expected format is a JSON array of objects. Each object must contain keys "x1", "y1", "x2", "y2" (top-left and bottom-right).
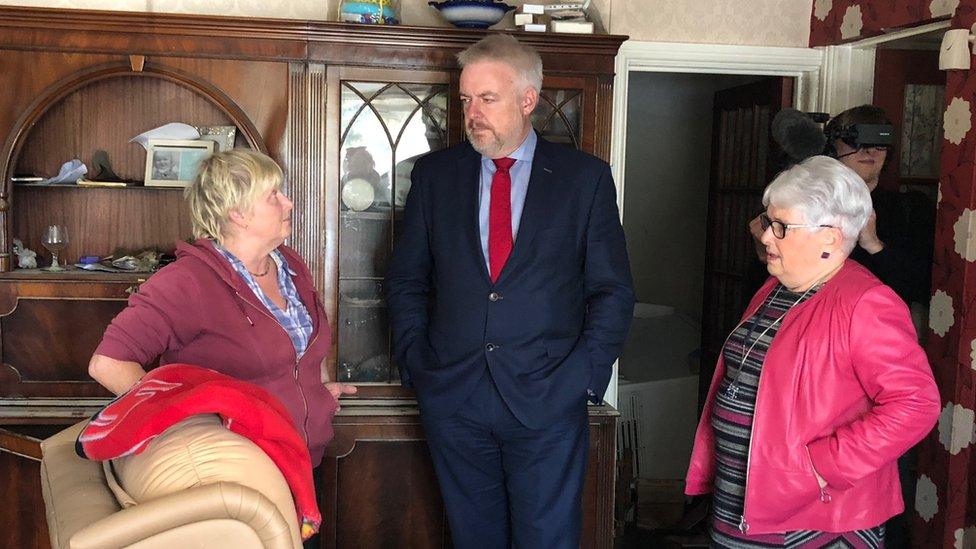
[
  {"x1": 457, "y1": 146, "x2": 490, "y2": 283},
  {"x1": 495, "y1": 137, "x2": 552, "y2": 285}
]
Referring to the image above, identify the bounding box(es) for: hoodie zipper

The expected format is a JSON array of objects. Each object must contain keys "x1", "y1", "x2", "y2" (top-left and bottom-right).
[
  {"x1": 235, "y1": 290, "x2": 312, "y2": 445},
  {"x1": 185, "y1": 241, "x2": 317, "y2": 447}
]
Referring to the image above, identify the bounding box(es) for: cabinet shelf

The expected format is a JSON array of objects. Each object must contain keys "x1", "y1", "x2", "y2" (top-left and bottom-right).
[
  {"x1": 340, "y1": 209, "x2": 403, "y2": 221},
  {"x1": 13, "y1": 182, "x2": 183, "y2": 191},
  {"x1": 0, "y1": 268, "x2": 150, "y2": 283}
]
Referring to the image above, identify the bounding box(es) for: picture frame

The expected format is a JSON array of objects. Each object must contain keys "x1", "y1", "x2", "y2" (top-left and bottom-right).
[
  {"x1": 144, "y1": 138, "x2": 216, "y2": 188},
  {"x1": 194, "y1": 125, "x2": 237, "y2": 151}
]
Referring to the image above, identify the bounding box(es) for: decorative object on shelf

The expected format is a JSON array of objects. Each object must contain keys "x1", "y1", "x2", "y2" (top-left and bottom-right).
[
  {"x1": 341, "y1": 177, "x2": 376, "y2": 212},
  {"x1": 340, "y1": 354, "x2": 390, "y2": 382},
  {"x1": 90, "y1": 150, "x2": 123, "y2": 181},
  {"x1": 339, "y1": 0, "x2": 401, "y2": 24},
  {"x1": 545, "y1": 0, "x2": 590, "y2": 19},
  {"x1": 517, "y1": 0, "x2": 596, "y2": 34},
  {"x1": 41, "y1": 224, "x2": 68, "y2": 271},
  {"x1": 77, "y1": 179, "x2": 129, "y2": 187},
  {"x1": 40, "y1": 159, "x2": 87, "y2": 185},
  {"x1": 144, "y1": 138, "x2": 216, "y2": 188},
  {"x1": 428, "y1": 0, "x2": 515, "y2": 29},
  {"x1": 109, "y1": 249, "x2": 162, "y2": 272},
  {"x1": 195, "y1": 125, "x2": 237, "y2": 151},
  {"x1": 550, "y1": 20, "x2": 593, "y2": 33},
  {"x1": 12, "y1": 238, "x2": 37, "y2": 269},
  {"x1": 77, "y1": 249, "x2": 161, "y2": 273},
  {"x1": 130, "y1": 122, "x2": 200, "y2": 151}
]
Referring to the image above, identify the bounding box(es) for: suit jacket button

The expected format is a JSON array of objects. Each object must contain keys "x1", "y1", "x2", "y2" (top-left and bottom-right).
[
  {"x1": 488, "y1": 292, "x2": 501, "y2": 302},
  {"x1": 485, "y1": 343, "x2": 497, "y2": 352}
]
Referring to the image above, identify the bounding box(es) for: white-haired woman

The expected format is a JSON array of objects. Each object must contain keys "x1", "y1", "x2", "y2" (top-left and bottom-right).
[
  {"x1": 89, "y1": 149, "x2": 356, "y2": 484},
  {"x1": 686, "y1": 155, "x2": 939, "y2": 547}
]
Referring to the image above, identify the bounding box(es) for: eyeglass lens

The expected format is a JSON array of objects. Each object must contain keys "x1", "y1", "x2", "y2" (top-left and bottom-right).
[{"x1": 759, "y1": 213, "x2": 785, "y2": 238}]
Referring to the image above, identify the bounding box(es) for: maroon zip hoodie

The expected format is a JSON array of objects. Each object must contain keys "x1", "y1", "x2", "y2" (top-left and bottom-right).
[{"x1": 95, "y1": 239, "x2": 337, "y2": 466}]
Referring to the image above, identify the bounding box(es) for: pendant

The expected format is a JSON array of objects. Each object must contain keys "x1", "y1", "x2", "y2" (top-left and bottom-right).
[{"x1": 724, "y1": 382, "x2": 739, "y2": 400}]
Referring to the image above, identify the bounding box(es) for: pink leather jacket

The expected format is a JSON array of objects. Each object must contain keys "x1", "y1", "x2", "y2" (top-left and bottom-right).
[{"x1": 686, "y1": 260, "x2": 940, "y2": 535}]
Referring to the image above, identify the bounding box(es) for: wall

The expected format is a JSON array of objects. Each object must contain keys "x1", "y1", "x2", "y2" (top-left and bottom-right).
[
  {"x1": 622, "y1": 72, "x2": 763, "y2": 318},
  {"x1": 0, "y1": 0, "x2": 812, "y2": 46}
]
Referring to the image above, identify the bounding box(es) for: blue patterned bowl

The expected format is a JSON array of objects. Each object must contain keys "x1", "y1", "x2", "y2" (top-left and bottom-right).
[{"x1": 428, "y1": 0, "x2": 515, "y2": 29}]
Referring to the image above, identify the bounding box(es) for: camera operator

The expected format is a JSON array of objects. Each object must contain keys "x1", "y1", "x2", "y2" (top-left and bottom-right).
[
  {"x1": 823, "y1": 105, "x2": 935, "y2": 309},
  {"x1": 750, "y1": 105, "x2": 935, "y2": 310}
]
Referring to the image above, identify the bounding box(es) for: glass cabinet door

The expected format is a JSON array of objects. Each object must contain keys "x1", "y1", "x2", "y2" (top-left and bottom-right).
[
  {"x1": 336, "y1": 75, "x2": 449, "y2": 385},
  {"x1": 533, "y1": 87, "x2": 582, "y2": 149}
]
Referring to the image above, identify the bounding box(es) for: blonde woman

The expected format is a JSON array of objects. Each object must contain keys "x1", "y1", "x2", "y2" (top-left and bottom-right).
[{"x1": 89, "y1": 149, "x2": 355, "y2": 472}]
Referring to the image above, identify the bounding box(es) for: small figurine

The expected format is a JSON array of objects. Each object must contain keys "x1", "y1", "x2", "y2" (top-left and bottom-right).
[{"x1": 12, "y1": 238, "x2": 37, "y2": 269}]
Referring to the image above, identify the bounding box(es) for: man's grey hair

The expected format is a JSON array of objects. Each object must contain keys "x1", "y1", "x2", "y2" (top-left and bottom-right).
[
  {"x1": 457, "y1": 34, "x2": 543, "y2": 93},
  {"x1": 762, "y1": 155, "x2": 872, "y2": 253}
]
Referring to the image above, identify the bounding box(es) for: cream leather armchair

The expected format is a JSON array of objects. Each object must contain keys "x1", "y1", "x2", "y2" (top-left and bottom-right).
[{"x1": 40, "y1": 416, "x2": 303, "y2": 549}]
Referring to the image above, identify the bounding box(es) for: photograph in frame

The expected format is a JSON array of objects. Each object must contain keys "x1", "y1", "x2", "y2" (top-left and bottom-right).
[{"x1": 144, "y1": 139, "x2": 216, "y2": 188}]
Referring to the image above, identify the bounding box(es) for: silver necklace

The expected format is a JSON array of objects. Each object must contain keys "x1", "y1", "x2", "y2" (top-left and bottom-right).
[{"x1": 723, "y1": 283, "x2": 818, "y2": 400}]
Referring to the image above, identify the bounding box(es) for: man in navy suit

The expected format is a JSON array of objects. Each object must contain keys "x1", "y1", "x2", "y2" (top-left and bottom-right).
[{"x1": 386, "y1": 34, "x2": 634, "y2": 548}]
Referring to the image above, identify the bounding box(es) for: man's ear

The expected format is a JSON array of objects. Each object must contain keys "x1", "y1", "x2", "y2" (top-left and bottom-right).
[{"x1": 522, "y1": 86, "x2": 539, "y2": 116}]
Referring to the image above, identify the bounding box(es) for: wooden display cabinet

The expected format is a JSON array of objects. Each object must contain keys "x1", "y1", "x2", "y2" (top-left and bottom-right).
[{"x1": 0, "y1": 6, "x2": 625, "y2": 548}]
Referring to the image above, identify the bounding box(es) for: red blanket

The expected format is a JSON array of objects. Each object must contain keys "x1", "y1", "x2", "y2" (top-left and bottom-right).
[{"x1": 76, "y1": 363, "x2": 321, "y2": 539}]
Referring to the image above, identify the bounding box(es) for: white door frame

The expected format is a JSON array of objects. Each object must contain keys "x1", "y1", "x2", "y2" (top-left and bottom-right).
[
  {"x1": 818, "y1": 19, "x2": 950, "y2": 116},
  {"x1": 605, "y1": 41, "x2": 823, "y2": 407}
]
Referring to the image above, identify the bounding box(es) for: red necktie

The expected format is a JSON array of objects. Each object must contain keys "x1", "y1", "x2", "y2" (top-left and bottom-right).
[{"x1": 488, "y1": 157, "x2": 516, "y2": 283}]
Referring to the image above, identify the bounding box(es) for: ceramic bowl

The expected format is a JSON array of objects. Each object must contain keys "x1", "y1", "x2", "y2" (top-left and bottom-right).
[
  {"x1": 341, "y1": 177, "x2": 376, "y2": 212},
  {"x1": 428, "y1": 0, "x2": 515, "y2": 29}
]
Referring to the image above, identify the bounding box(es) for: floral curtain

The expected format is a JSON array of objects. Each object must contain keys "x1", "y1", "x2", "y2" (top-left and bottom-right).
[{"x1": 811, "y1": 1, "x2": 976, "y2": 547}]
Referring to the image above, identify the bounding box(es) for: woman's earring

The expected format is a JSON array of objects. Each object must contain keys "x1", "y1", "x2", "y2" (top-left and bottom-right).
[{"x1": 821, "y1": 251, "x2": 830, "y2": 259}]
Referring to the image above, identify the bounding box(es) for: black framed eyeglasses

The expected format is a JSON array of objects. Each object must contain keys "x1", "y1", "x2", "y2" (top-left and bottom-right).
[{"x1": 759, "y1": 213, "x2": 835, "y2": 239}]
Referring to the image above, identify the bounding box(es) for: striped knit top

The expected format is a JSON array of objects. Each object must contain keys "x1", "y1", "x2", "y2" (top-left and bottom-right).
[{"x1": 708, "y1": 283, "x2": 884, "y2": 548}]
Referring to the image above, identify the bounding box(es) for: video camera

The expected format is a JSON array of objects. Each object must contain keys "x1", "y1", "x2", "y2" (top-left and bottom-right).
[
  {"x1": 772, "y1": 109, "x2": 894, "y2": 166},
  {"x1": 826, "y1": 123, "x2": 894, "y2": 150}
]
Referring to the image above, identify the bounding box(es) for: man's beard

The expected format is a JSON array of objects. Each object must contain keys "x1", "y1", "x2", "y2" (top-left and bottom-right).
[{"x1": 466, "y1": 124, "x2": 503, "y2": 158}]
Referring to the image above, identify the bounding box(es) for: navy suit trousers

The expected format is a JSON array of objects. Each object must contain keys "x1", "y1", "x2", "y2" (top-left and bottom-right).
[{"x1": 421, "y1": 369, "x2": 589, "y2": 549}]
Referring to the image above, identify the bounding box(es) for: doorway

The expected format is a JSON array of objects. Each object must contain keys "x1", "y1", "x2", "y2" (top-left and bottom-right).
[
  {"x1": 617, "y1": 70, "x2": 782, "y2": 478},
  {"x1": 615, "y1": 69, "x2": 797, "y2": 543}
]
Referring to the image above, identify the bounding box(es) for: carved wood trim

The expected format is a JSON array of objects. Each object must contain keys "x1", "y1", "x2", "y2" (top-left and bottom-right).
[
  {"x1": 286, "y1": 62, "x2": 328, "y2": 290},
  {"x1": 590, "y1": 414, "x2": 617, "y2": 549},
  {"x1": 324, "y1": 66, "x2": 342, "y2": 383},
  {"x1": 595, "y1": 75, "x2": 615, "y2": 162}
]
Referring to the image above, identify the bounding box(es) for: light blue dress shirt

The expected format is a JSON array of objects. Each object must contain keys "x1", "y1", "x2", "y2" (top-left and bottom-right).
[{"x1": 478, "y1": 130, "x2": 537, "y2": 269}]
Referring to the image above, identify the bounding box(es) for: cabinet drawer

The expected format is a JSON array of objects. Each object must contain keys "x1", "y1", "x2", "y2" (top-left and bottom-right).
[{"x1": 0, "y1": 279, "x2": 128, "y2": 399}]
